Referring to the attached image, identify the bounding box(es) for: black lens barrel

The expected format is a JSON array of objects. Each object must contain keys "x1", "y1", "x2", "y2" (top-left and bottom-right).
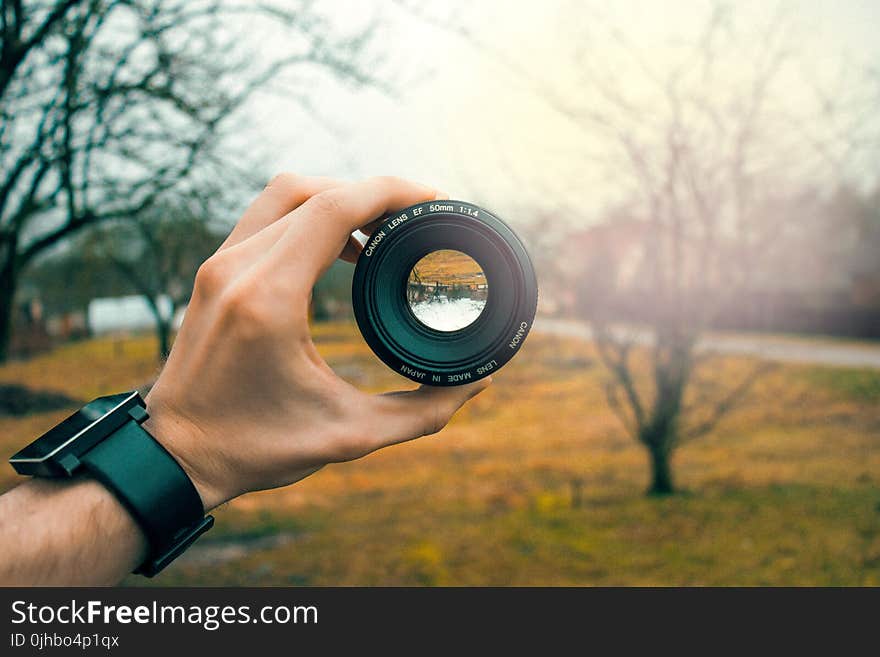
[{"x1": 352, "y1": 201, "x2": 537, "y2": 386}]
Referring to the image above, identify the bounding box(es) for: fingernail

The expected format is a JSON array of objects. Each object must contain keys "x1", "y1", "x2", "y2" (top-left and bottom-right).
[{"x1": 434, "y1": 191, "x2": 450, "y2": 200}]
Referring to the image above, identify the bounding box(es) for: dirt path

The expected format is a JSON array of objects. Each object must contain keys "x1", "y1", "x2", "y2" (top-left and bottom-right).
[{"x1": 534, "y1": 318, "x2": 880, "y2": 369}]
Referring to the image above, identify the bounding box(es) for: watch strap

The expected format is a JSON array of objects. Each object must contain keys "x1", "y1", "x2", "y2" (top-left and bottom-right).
[{"x1": 80, "y1": 411, "x2": 212, "y2": 577}]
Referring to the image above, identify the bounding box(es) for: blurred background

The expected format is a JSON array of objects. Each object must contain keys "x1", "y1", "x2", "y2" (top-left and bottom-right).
[{"x1": 1, "y1": 0, "x2": 878, "y2": 585}]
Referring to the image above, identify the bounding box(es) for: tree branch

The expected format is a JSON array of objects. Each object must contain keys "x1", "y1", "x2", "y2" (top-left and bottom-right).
[
  {"x1": 593, "y1": 325, "x2": 646, "y2": 432},
  {"x1": 683, "y1": 360, "x2": 776, "y2": 440},
  {"x1": 0, "y1": 0, "x2": 82, "y2": 100}
]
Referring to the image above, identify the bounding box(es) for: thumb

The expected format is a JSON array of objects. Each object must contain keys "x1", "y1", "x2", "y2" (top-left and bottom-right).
[{"x1": 368, "y1": 378, "x2": 492, "y2": 450}]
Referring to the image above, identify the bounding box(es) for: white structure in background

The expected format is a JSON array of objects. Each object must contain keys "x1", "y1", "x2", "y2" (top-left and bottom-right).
[{"x1": 87, "y1": 295, "x2": 185, "y2": 335}]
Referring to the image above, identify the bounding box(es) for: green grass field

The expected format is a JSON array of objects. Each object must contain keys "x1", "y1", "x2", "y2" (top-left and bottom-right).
[{"x1": 1, "y1": 324, "x2": 878, "y2": 585}]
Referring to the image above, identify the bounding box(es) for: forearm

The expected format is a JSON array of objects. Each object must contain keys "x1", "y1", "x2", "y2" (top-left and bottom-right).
[{"x1": 0, "y1": 477, "x2": 147, "y2": 586}]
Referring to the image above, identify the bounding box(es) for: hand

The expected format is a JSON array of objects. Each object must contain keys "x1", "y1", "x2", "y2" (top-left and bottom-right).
[{"x1": 143, "y1": 175, "x2": 490, "y2": 511}]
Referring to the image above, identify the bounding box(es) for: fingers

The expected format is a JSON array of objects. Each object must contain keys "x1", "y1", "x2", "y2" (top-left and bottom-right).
[
  {"x1": 355, "y1": 190, "x2": 449, "y2": 242},
  {"x1": 343, "y1": 188, "x2": 446, "y2": 264},
  {"x1": 218, "y1": 173, "x2": 342, "y2": 251},
  {"x1": 266, "y1": 176, "x2": 438, "y2": 287},
  {"x1": 365, "y1": 378, "x2": 492, "y2": 451}
]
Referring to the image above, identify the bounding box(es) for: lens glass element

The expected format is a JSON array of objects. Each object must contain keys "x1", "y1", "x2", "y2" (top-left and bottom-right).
[{"x1": 406, "y1": 249, "x2": 488, "y2": 331}]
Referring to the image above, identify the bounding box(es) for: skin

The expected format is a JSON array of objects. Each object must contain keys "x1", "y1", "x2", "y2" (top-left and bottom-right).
[{"x1": 0, "y1": 175, "x2": 490, "y2": 586}]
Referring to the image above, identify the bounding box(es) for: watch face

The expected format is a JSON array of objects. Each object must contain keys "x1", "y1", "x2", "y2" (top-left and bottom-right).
[{"x1": 10, "y1": 392, "x2": 139, "y2": 466}]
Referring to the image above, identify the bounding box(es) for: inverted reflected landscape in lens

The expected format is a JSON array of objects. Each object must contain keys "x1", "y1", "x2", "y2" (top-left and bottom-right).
[
  {"x1": 406, "y1": 250, "x2": 488, "y2": 332},
  {"x1": 352, "y1": 199, "x2": 537, "y2": 386}
]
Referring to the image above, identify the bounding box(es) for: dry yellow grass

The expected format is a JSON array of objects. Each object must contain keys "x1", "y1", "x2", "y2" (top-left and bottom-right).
[
  {"x1": 409, "y1": 249, "x2": 486, "y2": 287},
  {"x1": 0, "y1": 324, "x2": 878, "y2": 585}
]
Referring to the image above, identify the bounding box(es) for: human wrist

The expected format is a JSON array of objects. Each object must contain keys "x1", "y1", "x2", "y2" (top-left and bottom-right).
[{"x1": 141, "y1": 398, "x2": 231, "y2": 512}]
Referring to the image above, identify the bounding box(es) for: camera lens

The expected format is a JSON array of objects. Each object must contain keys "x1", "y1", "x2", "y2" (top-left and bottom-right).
[
  {"x1": 406, "y1": 249, "x2": 489, "y2": 332},
  {"x1": 352, "y1": 200, "x2": 537, "y2": 386}
]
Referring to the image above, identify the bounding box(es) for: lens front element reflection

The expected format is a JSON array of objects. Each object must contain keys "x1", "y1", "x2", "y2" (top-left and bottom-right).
[{"x1": 407, "y1": 250, "x2": 488, "y2": 331}]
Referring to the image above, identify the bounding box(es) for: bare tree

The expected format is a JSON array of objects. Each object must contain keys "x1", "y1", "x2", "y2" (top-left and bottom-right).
[
  {"x1": 0, "y1": 0, "x2": 378, "y2": 361},
  {"x1": 552, "y1": 5, "x2": 880, "y2": 494},
  {"x1": 408, "y1": 2, "x2": 879, "y2": 494},
  {"x1": 552, "y1": 7, "x2": 798, "y2": 494},
  {"x1": 86, "y1": 200, "x2": 224, "y2": 360}
]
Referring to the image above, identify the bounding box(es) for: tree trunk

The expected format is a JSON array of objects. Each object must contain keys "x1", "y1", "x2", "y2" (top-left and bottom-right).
[
  {"x1": 0, "y1": 240, "x2": 19, "y2": 364},
  {"x1": 145, "y1": 296, "x2": 172, "y2": 362},
  {"x1": 647, "y1": 444, "x2": 674, "y2": 496},
  {"x1": 156, "y1": 318, "x2": 171, "y2": 361}
]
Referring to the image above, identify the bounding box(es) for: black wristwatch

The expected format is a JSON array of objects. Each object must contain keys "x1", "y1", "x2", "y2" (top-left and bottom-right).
[{"x1": 8, "y1": 391, "x2": 213, "y2": 577}]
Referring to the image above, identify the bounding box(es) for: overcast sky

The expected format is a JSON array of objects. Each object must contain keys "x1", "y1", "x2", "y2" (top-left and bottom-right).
[{"x1": 235, "y1": 0, "x2": 880, "y2": 229}]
